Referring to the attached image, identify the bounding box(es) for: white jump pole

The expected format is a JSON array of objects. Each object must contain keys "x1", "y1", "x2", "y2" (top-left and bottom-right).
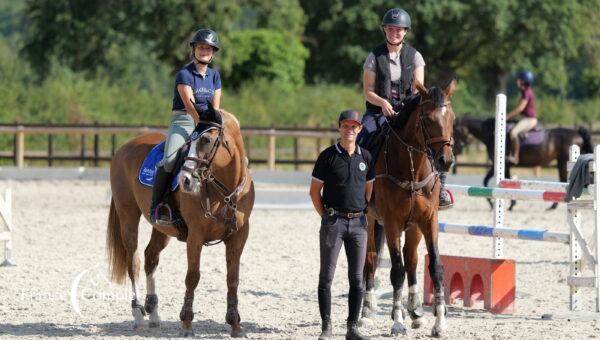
[
  {"x1": 595, "y1": 144, "x2": 600, "y2": 312},
  {"x1": 0, "y1": 188, "x2": 15, "y2": 267},
  {"x1": 568, "y1": 145, "x2": 583, "y2": 310},
  {"x1": 494, "y1": 94, "x2": 507, "y2": 259}
]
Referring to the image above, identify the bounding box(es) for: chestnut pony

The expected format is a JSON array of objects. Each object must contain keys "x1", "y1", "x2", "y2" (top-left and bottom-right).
[
  {"x1": 106, "y1": 110, "x2": 254, "y2": 337},
  {"x1": 360, "y1": 80, "x2": 457, "y2": 337}
]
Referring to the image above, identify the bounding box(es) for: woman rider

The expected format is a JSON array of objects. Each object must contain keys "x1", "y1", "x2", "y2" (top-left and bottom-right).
[
  {"x1": 358, "y1": 8, "x2": 452, "y2": 209},
  {"x1": 150, "y1": 28, "x2": 222, "y2": 224},
  {"x1": 506, "y1": 70, "x2": 536, "y2": 165}
]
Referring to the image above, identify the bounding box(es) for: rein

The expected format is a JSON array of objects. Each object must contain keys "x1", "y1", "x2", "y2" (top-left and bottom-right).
[
  {"x1": 182, "y1": 121, "x2": 247, "y2": 246},
  {"x1": 375, "y1": 98, "x2": 452, "y2": 224}
]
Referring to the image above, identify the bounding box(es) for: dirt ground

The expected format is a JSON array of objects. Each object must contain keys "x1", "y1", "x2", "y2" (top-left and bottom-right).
[{"x1": 0, "y1": 180, "x2": 599, "y2": 339}]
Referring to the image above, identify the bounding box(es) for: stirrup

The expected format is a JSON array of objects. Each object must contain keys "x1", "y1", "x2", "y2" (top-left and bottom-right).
[
  {"x1": 153, "y1": 203, "x2": 174, "y2": 225},
  {"x1": 438, "y1": 189, "x2": 454, "y2": 210}
]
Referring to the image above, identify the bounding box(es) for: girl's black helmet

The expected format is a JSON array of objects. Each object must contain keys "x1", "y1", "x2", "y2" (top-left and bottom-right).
[
  {"x1": 381, "y1": 8, "x2": 411, "y2": 30},
  {"x1": 190, "y1": 29, "x2": 220, "y2": 51}
]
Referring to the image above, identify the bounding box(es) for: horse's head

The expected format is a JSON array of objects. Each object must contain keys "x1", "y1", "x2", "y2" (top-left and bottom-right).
[
  {"x1": 178, "y1": 122, "x2": 224, "y2": 193},
  {"x1": 452, "y1": 117, "x2": 469, "y2": 156},
  {"x1": 414, "y1": 79, "x2": 457, "y2": 172}
]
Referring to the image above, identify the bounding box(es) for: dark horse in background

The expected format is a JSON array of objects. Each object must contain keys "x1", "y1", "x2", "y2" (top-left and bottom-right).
[
  {"x1": 453, "y1": 117, "x2": 593, "y2": 210},
  {"x1": 361, "y1": 79, "x2": 457, "y2": 337}
]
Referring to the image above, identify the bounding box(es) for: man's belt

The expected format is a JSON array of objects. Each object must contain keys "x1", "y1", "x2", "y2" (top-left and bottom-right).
[{"x1": 326, "y1": 208, "x2": 365, "y2": 219}]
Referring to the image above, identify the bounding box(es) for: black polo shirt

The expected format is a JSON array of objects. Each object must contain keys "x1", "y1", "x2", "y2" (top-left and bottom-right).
[{"x1": 312, "y1": 143, "x2": 375, "y2": 213}]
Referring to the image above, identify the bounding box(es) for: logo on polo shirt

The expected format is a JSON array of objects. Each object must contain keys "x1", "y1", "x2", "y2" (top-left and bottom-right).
[{"x1": 359, "y1": 162, "x2": 367, "y2": 171}]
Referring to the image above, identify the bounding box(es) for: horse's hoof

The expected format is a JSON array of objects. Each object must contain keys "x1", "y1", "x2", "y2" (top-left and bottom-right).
[
  {"x1": 179, "y1": 329, "x2": 194, "y2": 337},
  {"x1": 148, "y1": 312, "x2": 160, "y2": 328},
  {"x1": 390, "y1": 322, "x2": 407, "y2": 335},
  {"x1": 431, "y1": 325, "x2": 448, "y2": 338},
  {"x1": 132, "y1": 321, "x2": 146, "y2": 330},
  {"x1": 231, "y1": 328, "x2": 247, "y2": 338},
  {"x1": 359, "y1": 317, "x2": 374, "y2": 328},
  {"x1": 411, "y1": 317, "x2": 424, "y2": 329}
]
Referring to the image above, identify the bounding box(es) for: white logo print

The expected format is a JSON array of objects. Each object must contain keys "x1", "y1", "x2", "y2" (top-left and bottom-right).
[{"x1": 359, "y1": 162, "x2": 367, "y2": 171}]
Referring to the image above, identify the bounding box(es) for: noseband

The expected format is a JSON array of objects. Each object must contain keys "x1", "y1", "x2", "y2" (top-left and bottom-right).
[
  {"x1": 182, "y1": 122, "x2": 224, "y2": 176},
  {"x1": 181, "y1": 121, "x2": 247, "y2": 246}
]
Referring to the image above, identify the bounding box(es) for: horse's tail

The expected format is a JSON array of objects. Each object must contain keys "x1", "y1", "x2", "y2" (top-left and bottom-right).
[
  {"x1": 578, "y1": 127, "x2": 594, "y2": 154},
  {"x1": 106, "y1": 198, "x2": 128, "y2": 284}
]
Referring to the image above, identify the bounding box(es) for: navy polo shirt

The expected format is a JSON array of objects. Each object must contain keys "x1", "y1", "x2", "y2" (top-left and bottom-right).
[
  {"x1": 312, "y1": 143, "x2": 375, "y2": 213},
  {"x1": 172, "y1": 62, "x2": 222, "y2": 112}
]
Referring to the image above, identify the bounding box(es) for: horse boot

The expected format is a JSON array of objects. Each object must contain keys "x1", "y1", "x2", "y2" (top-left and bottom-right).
[
  {"x1": 346, "y1": 321, "x2": 369, "y2": 340},
  {"x1": 318, "y1": 319, "x2": 332, "y2": 340},
  {"x1": 149, "y1": 165, "x2": 172, "y2": 225},
  {"x1": 438, "y1": 172, "x2": 453, "y2": 210}
]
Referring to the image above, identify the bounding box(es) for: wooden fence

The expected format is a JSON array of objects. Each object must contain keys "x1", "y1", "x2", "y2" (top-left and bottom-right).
[
  {"x1": 0, "y1": 123, "x2": 341, "y2": 170},
  {"x1": 0, "y1": 123, "x2": 593, "y2": 172}
]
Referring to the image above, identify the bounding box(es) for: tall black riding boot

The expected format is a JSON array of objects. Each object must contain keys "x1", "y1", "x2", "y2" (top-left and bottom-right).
[
  {"x1": 149, "y1": 165, "x2": 172, "y2": 224},
  {"x1": 318, "y1": 319, "x2": 332, "y2": 340},
  {"x1": 346, "y1": 321, "x2": 369, "y2": 340},
  {"x1": 438, "y1": 172, "x2": 453, "y2": 210}
]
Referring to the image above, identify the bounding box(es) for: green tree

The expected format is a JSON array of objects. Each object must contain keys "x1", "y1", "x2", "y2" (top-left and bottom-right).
[
  {"x1": 412, "y1": 0, "x2": 599, "y2": 97},
  {"x1": 220, "y1": 29, "x2": 309, "y2": 90},
  {"x1": 21, "y1": 0, "x2": 243, "y2": 77},
  {"x1": 300, "y1": 0, "x2": 600, "y2": 98},
  {"x1": 241, "y1": 0, "x2": 306, "y2": 36},
  {"x1": 301, "y1": 0, "x2": 396, "y2": 84}
]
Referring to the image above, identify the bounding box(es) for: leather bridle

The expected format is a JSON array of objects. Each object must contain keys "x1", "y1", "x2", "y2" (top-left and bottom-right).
[{"x1": 182, "y1": 122, "x2": 247, "y2": 246}]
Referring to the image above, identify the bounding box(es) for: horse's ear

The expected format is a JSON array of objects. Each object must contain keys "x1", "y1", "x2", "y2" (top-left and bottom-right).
[
  {"x1": 414, "y1": 80, "x2": 428, "y2": 97},
  {"x1": 444, "y1": 78, "x2": 457, "y2": 98}
]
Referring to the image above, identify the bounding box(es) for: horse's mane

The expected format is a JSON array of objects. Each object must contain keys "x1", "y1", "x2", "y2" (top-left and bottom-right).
[
  {"x1": 428, "y1": 87, "x2": 445, "y2": 108},
  {"x1": 220, "y1": 109, "x2": 240, "y2": 128},
  {"x1": 389, "y1": 87, "x2": 444, "y2": 130},
  {"x1": 390, "y1": 94, "x2": 420, "y2": 129}
]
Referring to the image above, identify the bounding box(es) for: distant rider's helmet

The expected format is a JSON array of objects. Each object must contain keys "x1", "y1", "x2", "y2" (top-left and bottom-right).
[
  {"x1": 517, "y1": 70, "x2": 534, "y2": 86},
  {"x1": 381, "y1": 8, "x2": 412, "y2": 30}
]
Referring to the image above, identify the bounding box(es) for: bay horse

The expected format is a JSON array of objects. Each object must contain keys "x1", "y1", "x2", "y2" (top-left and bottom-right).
[
  {"x1": 106, "y1": 109, "x2": 254, "y2": 337},
  {"x1": 361, "y1": 79, "x2": 457, "y2": 337},
  {"x1": 453, "y1": 116, "x2": 593, "y2": 209}
]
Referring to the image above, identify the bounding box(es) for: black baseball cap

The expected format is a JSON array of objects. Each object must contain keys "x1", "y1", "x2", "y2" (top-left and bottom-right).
[{"x1": 338, "y1": 110, "x2": 362, "y2": 125}]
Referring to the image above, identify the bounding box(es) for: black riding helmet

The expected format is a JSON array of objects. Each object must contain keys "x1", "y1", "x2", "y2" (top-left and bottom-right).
[
  {"x1": 190, "y1": 29, "x2": 220, "y2": 51},
  {"x1": 381, "y1": 8, "x2": 411, "y2": 30}
]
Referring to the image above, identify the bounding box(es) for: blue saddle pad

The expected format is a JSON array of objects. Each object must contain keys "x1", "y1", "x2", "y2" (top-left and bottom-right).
[
  {"x1": 507, "y1": 123, "x2": 545, "y2": 146},
  {"x1": 138, "y1": 141, "x2": 179, "y2": 190}
]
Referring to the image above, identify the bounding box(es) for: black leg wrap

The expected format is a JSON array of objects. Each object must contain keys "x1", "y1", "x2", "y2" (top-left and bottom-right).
[
  {"x1": 132, "y1": 299, "x2": 147, "y2": 316},
  {"x1": 179, "y1": 296, "x2": 194, "y2": 322},
  {"x1": 144, "y1": 294, "x2": 158, "y2": 314}
]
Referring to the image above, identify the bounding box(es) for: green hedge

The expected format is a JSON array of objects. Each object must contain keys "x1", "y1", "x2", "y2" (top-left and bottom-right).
[{"x1": 1, "y1": 36, "x2": 598, "y2": 129}]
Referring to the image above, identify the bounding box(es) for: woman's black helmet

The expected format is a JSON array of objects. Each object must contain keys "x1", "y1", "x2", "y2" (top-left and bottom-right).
[
  {"x1": 190, "y1": 29, "x2": 220, "y2": 51},
  {"x1": 381, "y1": 8, "x2": 411, "y2": 30}
]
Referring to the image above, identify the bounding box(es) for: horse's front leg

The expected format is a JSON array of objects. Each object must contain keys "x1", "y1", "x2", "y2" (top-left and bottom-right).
[
  {"x1": 144, "y1": 229, "x2": 170, "y2": 328},
  {"x1": 422, "y1": 219, "x2": 447, "y2": 338},
  {"x1": 403, "y1": 227, "x2": 424, "y2": 329},
  {"x1": 224, "y1": 221, "x2": 249, "y2": 338},
  {"x1": 386, "y1": 224, "x2": 408, "y2": 336},
  {"x1": 180, "y1": 240, "x2": 203, "y2": 337},
  {"x1": 360, "y1": 216, "x2": 382, "y2": 327}
]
